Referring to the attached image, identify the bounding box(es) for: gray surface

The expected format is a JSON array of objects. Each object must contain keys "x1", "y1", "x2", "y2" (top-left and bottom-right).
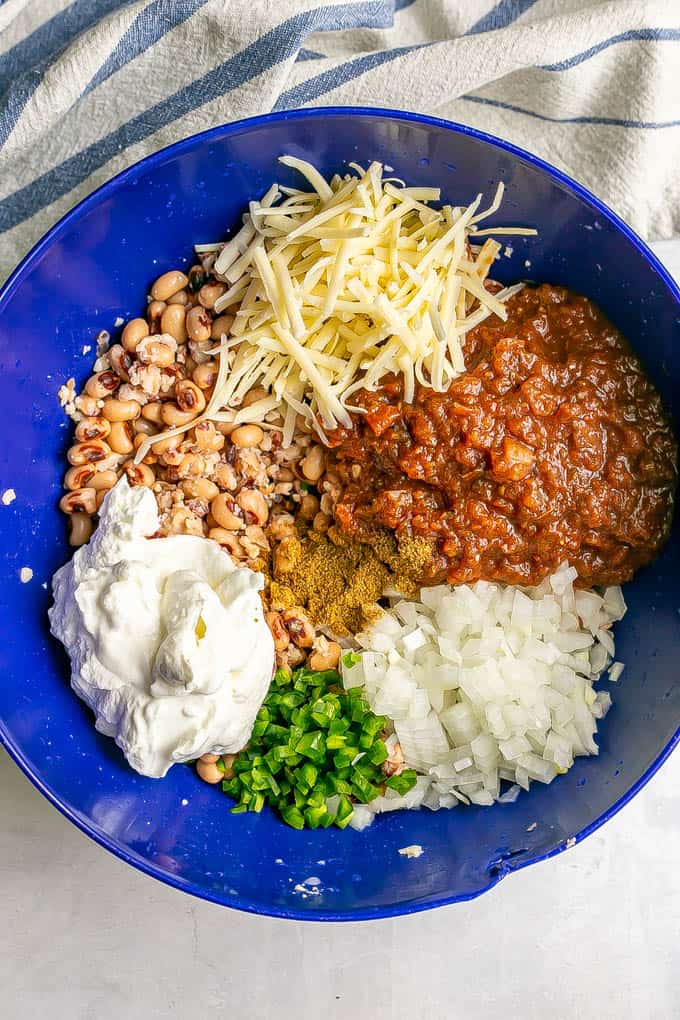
[{"x1": 1, "y1": 241, "x2": 679, "y2": 1020}]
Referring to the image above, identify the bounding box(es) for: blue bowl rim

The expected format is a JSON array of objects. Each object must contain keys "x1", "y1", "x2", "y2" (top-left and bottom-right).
[{"x1": 1, "y1": 104, "x2": 678, "y2": 922}]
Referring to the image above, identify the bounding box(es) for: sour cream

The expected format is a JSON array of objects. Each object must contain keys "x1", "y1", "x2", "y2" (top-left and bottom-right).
[{"x1": 49, "y1": 478, "x2": 275, "y2": 778}]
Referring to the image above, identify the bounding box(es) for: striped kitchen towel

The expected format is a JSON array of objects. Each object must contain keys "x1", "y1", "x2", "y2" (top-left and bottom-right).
[{"x1": 1, "y1": 0, "x2": 679, "y2": 283}]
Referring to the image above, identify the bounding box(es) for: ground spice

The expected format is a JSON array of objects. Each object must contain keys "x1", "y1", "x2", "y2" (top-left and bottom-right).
[{"x1": 268, "y1": 524, "x2": 434, "y2": 635}]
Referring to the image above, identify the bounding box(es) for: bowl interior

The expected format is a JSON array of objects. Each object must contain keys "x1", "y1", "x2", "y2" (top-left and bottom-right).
[{"x1": 0, "y1": 109, "x2": 678, "y2": 920}]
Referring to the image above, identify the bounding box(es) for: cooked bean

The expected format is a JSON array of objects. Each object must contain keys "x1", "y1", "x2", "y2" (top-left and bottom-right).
[
  {"x1": 200, "y1": 753, "x2": 220, "y2": 764},
  {"x1": 193, "y1": 420, "x2": 223, "y2": 451},
  {"x1": 108, "y1": 421, "x2": 134, "y2": 455},
  {"x1": 101, "y1": 397, "x2": 141, "y2": 422},
  {"x1": 300, "y1": 444, "x2": 325, "y2": 482},
  {"x1": 167, "y1": 289, "x2": 188, "y2": 306},
  {"x1": 265, "y1": 611, "x2": 290, "y2": 652},
  {"x1": 231, "y1": 424, "x2": 263, "y2": 448},
  {"x1": 208, "y1": 528, "x2": 243, "y2": 557},
  {"x1": 69, "y1": 512, "x2": 94, "y2": 547},
  {"x1": 241, "y1": 386, "x2": 269, "y2": 409},
  {"x1": 65, "y1": 465, "x2": 96, "y2": 490},
  {"x1": 121, "y1": 318, "x2": 150, "y2": 353},
  {"x1": 138, "y1": 337, "x2": 176, "y2": 368},
  {"x1": 221, "y1": 754, "x2": 236, "y2": 779},
  {"x1": 276, "y1": 467, "x2": 295, "y2": 482},
  {"x1": 85, "y1": 371, "x2": 119, "y2": 399},
  {"x1": 89, "y1": 469, "x2": 117, "y2": 492},
  {"x1": 186, "y1": 305, "x2": 212, "y2": 342},
  {"x1": 125, "y1": 463, "x2": 155, "y2": 487},
  {"x1": 210, "y1": 493, "x2": 244, "y2": 531},
  {"x1": 198, "y1": 282, "x2": 226, "y2": 309},
  {"x1": 215, "y1": 420, "x2": 237, "y2": 436},
  {"x1": 132, "y1": 433, "x2": 157, "y2": 462},
  {"x1": 74, "y1": 394, "x2": 100, "y2": 417},
  {"x1": 309, "y1": 640, "x2": 341, "y2": 671},
  {"x1": 273, "y1": 537, "x2": 300, "y2": 575},
  {"x1": 175, "y1": 379, "x2": 206, "y2": 414},
  {"x1": 133, "y1": 417, "x2": 158, "y2": 436},
  {"x1": 160, "y1": 403, "x2": 196, "y2": 428},
  {"x1": 109, "y1": 344, "x2": 132, "y2": 380},
  {"x1": 75, "y1": 416, "x2": 111, "y2": 442},
  {"x1": 211, "y1": 313, "x2": 234, "y2": 340},
  {"x1": 177, "y1": 452, "x2": 206, "y2": 478},
  {"x1": 150, "y1": 270, "x2": 188, "y2": 302},
  {"x1": 299, "y1": 493, "x2": 320, "y2": 519},
  {"x1": 282, "y1": 607, "x2": 315, "y2": 648},
  {"x1": 147, "y1": 301, "x2": 166, "y2": 324},
  {"x1": 181, "y1": 477, "x2": 219, "y2": 502},
  {"x1": 60, "y1": 487, "x2": 97, "y2": 514},
  {"x1": 141, "y1": 401, "x2": 164, "y2": 424},
  {"x1": 152, "y1": 432, "x2": 181, "y2": 455},
  {"x1": 196, "y1": 759, "x2": 222, "y2": 784},
  {"x1": 68, "y1": 440, "x2": 111, "y2": 466},
  {"x1": 267, "y1": 513, "x2": 296, "y2": 540},
  {"x1": 192, "y1": 361, "x2": 217, "y2": 389},
  {"x1": 159, "y1": 446, "x2": 183, "y2": 468},
  {"x1": 312, "y1": 511, "x2": 331, "y2": 533},
  {"x1": 214, "y1": 462, "x2": 237, "y2": 491},
  {"x1": 160, "y1": 303, "x2": 187, "y2": 342},
  {"x1": 237, "y1": 488, "x2": 269, "y2": 526}
]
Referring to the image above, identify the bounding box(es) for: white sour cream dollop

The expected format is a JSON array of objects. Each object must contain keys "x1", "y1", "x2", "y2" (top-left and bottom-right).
[{"x1": 49, "y1": 478, "x2": 275, "y2": 778}]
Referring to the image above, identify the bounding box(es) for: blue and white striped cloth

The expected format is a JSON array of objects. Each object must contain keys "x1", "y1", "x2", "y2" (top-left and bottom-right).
[{"x1": 1, "y1": 0, "x2": 678, "y2": 282}]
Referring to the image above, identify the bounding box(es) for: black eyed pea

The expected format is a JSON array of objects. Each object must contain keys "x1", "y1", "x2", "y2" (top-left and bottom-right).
[
  {"x1": 102, "y1": 397, "x2": 141, "y2": 422},
  {"x1": 147, "y1": 301, "x2": 166, "y2": 324},
  {"x1": 85, "y1": 371, "x2": 119, "y2": 400},
  {"x1": 312, "y1": 511, "x2": 331, "y2": 533},
  {"x1": 160, "y1": 303, "x2": 187, "y2": 342},
  {"x1": 167, "y1": 289, "x2": 188, "y2": 306},
  {"x1": 141, "y1": 401, "x2": 164, "y2": 425},
  {"x1": 230, "y1": 424, "x2": 263, "y2": 449},
  {"x1": 89, "y1": 469, "x2": 118, "y2": 492},
  {"x1": 67, "y1": 439, "x2": 112, "y2": 466},
  {"x1": 64, "y1": 464, "x2": 96, "y2": 490},
  {"x1": 299, "y1": 493, "x2": 320, "y2": 520},
  {"x1": 200, "y1": 753, "x2": 220, "y2": 764},
  {"x1": 236, "y1": 488, "x2": 269, "y2": 526},
  {"x1": 109, "y1": 343, "x2": 132, "y2": 381},
  {"x1": 198, "y1": 282, "x2": 226, "y2": 309},
  {"x1": 210, "y1": 493, "x2": 244, "y2": 531},
  {"x1": 175, "y1": 378, "x2": 206, "y2": 415},
  {"x1": 108, "y1": 421, "x2": 135, "y2": 455},
  {"x1": 150, "y1": 270, "x2": 188, "y2": 302},
  {"x1": 210, "y1": 313, "x2": 234, "y2": 340},
  {"x1": 282, "y1": 607, "x2": 315, "y2": 648},
  {"x1": 181, "y1": 477, "x2": 219, "y2": 502},
  {"x1": 300, "y1": 444, "x2": 326, "y2": 482},
  {"x1": 75, "y1": 394, "x2": 100, "y2": 417},
  {"x1": 133, "y1": 417, "x2": 158, "y2": 436},
  {"x1": 241, "y1": 386, "x2": 269, "y2": 409},
  {"x1": 186, "y1": 305, "x2": 212, "y2": 343},
  {"x1": 125, "y1": 462, "x2": 155, "y2": 487},
  {"x1": 192, "y1": 361, "x2": 217, "y2": 390},
  {"x1": 137, "y1": 337, "x2": 176, "y2": 368},
  {"x1": 95, "y1": 489, "x2": 108, "y2": 512},
  {"x1": 193, "y1": 420, "x2": 224, "y2": 452},
  {"x1": 121, "y1": 317, "x2": 150, "y2": 353},
  {"x1": 60, "y1": 487, "x2": 97, "y2": 515},
  {"x1": 208, "y1": 528, "x2": 243, "y2": 558},
  {"x1": 308, "y1": 639, "x2": 342, "y2": 672},
  {"x1": 69, "y1": 512, "x2": 94, "y2": 547},
  {"x1": 265, "y1": 611, "x2": 290, "y2": 652},
  {"x1": 196, "y1": 759, "x2": 223, "y2": 784},
  {"x1": 75, "y1": 416, "x2": 111, "y2": 442},
  {"x1": 160, "y1": 402, "x2": 196, "y2": 428}
]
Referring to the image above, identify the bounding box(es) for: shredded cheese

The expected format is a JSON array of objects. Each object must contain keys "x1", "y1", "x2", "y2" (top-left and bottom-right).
[{"x1": 138, "y1": 158, "x2": 536, "y2": 461}]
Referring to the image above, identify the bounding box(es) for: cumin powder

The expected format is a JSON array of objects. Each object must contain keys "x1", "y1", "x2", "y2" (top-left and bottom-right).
[{"x1": 269, "y1": 525, "x2": 433, "y2": 635}]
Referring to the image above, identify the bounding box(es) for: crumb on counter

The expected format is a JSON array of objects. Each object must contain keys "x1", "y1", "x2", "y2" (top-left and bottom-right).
[
  {"x1": 20, "y1": 567, "x2": 33, "y2": 583},
  {"x1": 114, "y1": 317, "x2": 124, "y2": 327},
  {"x1": 566, "y1": 836, "x2": 576, "y2": 849},
  {"x1": 526, "y1": 822, "x2": 537, "y2": 832},
  {"x1": 398, "y1": 844, "x2": 424, "y2": 859},
  {"x1": 82, "y1": 344, "x2": 92, "y2": 355},
  {"x1": 1, "y1": 488, "x2": 16, "y2": 506}
]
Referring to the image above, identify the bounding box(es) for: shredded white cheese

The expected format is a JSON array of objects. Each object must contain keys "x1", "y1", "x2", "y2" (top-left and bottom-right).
[{"x1": 137, "y1": 159, "x2": 535, "y2": 462}]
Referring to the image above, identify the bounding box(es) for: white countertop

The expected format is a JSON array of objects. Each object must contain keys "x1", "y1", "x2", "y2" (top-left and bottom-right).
[{"x1": 2, "y1": 242, "x2": 678, "y2": 1020}]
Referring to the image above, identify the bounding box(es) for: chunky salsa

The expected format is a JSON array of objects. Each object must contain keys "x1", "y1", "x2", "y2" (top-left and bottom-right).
[{"x1": 327, "y1": 284, "x2": 677, "y2": 588}]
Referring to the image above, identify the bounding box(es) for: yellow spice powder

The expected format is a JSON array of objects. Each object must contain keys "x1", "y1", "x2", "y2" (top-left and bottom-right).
[{"x1": 269, "y1": 525, "x2": 433, "y2": 635}]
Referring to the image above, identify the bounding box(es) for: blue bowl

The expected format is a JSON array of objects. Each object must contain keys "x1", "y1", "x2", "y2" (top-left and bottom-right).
[{"x1": 1, "y1": 108, "x2": 678, "y2": 920}]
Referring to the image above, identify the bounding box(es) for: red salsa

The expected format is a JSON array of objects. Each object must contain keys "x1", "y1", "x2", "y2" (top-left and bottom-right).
[{"x1": 327, "y1": 285, "x2": 677, "y2": 588}]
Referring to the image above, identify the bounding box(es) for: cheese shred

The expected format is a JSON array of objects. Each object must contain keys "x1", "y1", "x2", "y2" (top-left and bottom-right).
[{"x1": 135, "y1": 158, "x2": 536, "y2": 462}]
